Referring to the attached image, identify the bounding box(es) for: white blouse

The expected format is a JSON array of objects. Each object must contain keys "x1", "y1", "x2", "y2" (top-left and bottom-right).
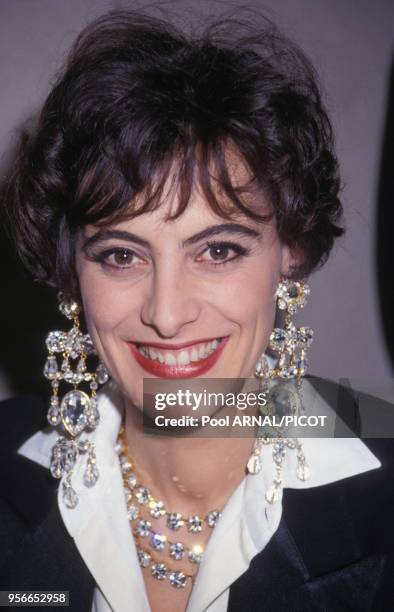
[{"x1": 18, "y1": 379, "x2": 380, "y2": 612}]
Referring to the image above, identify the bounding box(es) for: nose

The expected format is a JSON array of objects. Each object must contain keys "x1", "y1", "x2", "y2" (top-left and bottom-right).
[{"x1": 140, "y1": 264, "x2": 201, "y2": 338}]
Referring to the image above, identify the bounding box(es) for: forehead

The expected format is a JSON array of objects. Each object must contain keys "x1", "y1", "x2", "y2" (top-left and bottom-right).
[
  {"x1": 82, "y1": 146, "x2": 272, "y2": 240},
  {"x1": 83, "y1": 186, "x2": 272, "y2": 245}
]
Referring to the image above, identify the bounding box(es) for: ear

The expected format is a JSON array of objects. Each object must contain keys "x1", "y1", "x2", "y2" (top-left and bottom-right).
[{"x1": 280, "y1": 245, "x2": 301, "y2": 278}]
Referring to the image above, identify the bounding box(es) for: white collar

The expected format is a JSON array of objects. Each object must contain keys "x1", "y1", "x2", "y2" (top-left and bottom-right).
[{"x1": 17, "y1": 379, "x2": 381, "y2": 612}]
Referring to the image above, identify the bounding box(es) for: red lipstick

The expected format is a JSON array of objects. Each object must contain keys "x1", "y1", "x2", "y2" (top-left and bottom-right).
[{"x1": 128, "y1": 337, "x2": 229, "y2": 378}]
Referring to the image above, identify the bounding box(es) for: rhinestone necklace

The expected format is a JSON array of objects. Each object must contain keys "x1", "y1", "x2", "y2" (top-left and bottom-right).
[{"x1": 116, "y1": 426, "x2": 222, "y2": 590}]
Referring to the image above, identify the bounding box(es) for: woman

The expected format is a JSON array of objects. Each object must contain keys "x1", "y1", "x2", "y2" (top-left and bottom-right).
[{"x1": 1, "y1": 9, "x2": 393, "y2": 612}]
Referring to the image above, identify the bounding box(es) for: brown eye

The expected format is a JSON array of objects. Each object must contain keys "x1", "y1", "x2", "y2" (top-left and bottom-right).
[
  {"x1": 196, "y1": 241, "x2": 248, "y2": 266},
  {"x1": 208, "y1": 245, "x2": 230, "y2": 261},
  {"x1": 113, "y1": 249, "x2": 134, "y2": 265}
]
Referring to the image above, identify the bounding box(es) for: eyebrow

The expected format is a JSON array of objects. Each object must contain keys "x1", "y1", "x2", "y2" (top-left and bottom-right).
[
  {"x1": 83, "y1": 229, "x2": 150, "y2": 251},
  {"x1": 82, "y1": 223, "x2": 261, "y2": 251},
  {"x1": 183, "y1": 223, "x2": 260, "y2": 245}
]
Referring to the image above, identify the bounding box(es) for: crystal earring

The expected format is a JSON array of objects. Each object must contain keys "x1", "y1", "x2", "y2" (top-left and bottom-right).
[
  {"x1": 267, "y1": 278, "x2": 313, "y2": 379},
  {"x1": 44, "y1": 292, "x2": 109, "y2": 508},
  {"x1": 247, "y1": 278, "x2": 312, "y2": 501}
]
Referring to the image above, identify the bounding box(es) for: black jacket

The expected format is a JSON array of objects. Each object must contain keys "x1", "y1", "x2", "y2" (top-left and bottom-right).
[{"x1": 1, "y1": 385, "x2": 394, "y2": 612}]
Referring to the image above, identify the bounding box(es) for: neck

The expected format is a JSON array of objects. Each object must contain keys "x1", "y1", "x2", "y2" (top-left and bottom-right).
[{"x1": 123, "y1": 398, "x2": 256, "y2": 516}]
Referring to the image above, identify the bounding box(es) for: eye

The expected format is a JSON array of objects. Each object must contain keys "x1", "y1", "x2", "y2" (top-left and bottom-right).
[
  {"x1": 208, "y1": 245, "x2": 231, "y2": 261},
  {"x1": 196, "y1": 241, "x2": 249, "y2": 265},
  {"x1": 111, "y1": 248, "x2": 135, "y2": 266},
  {"x1": 88, "y1": 247, "x2": 143, "y2": 270}
]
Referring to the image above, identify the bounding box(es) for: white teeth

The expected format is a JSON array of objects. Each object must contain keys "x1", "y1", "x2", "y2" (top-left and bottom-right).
[
  {"x1": 177, "y1": 351, "x2": 190, "y2": 366},
  {"x1": 190, "y1": 348, "x2": 199, "y2": 362},
  {"x1": 136, "y1": 339, "x2": 222, "y2": 365},
  {"x1": 164, "y1": 353, "x2": 177, "y2": 366}
]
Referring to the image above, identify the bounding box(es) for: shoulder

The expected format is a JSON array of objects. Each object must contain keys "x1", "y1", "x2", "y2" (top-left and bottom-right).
[
  {"x1": 0, "y1": 396, "x2": 94, "y2": 606},
  {"x1": 279, "y1": 437, "x2": 394, "y2": 605},
  {"x1": 283, "y1": 437, "x2": 394, "y2": 539},
  {"x1": 306, "y1": 375, "x2": 394, "y2": 439},
  {"x1": 230, "y1": 436, "x2": 394, "y2": 610},
  {"x1": 0, "y1": 394, "x2": 48, "y2": 453},
  {"x1": 0, "y1": 395, "x2": 56, "y2": 536}
]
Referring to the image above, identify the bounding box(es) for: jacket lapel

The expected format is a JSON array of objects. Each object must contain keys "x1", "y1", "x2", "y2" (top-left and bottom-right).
[
  {"x1": 228, "y1": 478, "x2": 386, "y2": 611},
  {"x1": 228, "y1": 517, "x2": 310, "y2": 610},
  {"x1": 0, "y1": 449, "x2": 95, "y2": 611}
]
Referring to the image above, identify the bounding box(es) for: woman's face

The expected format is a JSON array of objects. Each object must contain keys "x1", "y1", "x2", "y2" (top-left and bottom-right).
[{"x1": 75, "y1": 178, "x2": 294, "y2": 409}]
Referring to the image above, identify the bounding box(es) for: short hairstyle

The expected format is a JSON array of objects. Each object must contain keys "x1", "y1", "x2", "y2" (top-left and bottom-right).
[{"x1": 3, "y1": 9, "x2": 344, "y2": 295}]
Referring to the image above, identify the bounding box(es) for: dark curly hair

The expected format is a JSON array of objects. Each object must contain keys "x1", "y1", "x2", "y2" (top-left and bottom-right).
[{"x1": 2, "y1": 9, "x2": 344, "y2": 296}]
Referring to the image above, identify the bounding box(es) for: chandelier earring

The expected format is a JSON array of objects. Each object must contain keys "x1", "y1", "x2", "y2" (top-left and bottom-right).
[
  {"x1": 248, "y1": 278, "x2": 313, "y2": 500},
  {"x1": 256, "y1": 278, "x2": 314, "y2": 380},
  {"x1": 44, "y1": 292, "x2": 109, "y2": 508}
]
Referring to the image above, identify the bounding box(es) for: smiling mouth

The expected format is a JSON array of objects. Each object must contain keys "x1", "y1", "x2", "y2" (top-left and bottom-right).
[
  {"x1": 127, "y1": 337, "x2": 228, "y2": 378},
  {"x1": 136, "y1": 338, "x2": 222, "y2": 366}
]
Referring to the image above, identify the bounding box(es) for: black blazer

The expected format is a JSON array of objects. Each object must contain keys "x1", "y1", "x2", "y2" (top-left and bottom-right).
[{"x1": 1, "y1": 384, "x2": 394, "y2": 612}]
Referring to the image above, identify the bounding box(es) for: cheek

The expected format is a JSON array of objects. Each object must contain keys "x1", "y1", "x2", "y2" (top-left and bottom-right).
[
  {"x1": 210, "y1": 260, "x2": 279, "y2": 330},
  {"x1": 77, "y1": 266, "x2": 131, "y2": 337}
]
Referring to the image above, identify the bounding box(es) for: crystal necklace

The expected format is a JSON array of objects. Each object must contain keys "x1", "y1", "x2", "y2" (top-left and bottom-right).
[
  {"x1": 115, "y1": 418, "x2": 308, "y2": 589},
  {"x1": 116, "y1": 426, "x2": 222, "y2": 589}
]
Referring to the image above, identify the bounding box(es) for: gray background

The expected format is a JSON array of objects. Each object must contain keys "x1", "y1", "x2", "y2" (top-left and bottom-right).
[{"x1": 0, "y1": 0, "x2": 393, "y2": 400}]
